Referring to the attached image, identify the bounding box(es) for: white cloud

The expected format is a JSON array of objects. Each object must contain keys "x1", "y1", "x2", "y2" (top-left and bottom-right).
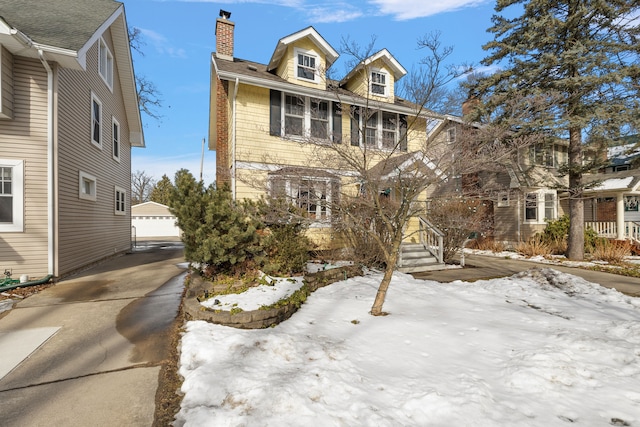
[
  {"x1": 138, "y1": 28, "x2": 188, "y2": 58},
  {"x1": 369, "y1": 0, "x2": 489, "y2": 20},
  {"x1": 307, "y1": 6, "x2": 364, "y2": 23}
]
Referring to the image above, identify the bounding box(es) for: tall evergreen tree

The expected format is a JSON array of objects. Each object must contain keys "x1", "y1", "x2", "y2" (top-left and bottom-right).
[
  {"x1": 150, "y1": 174, "x2": 173, "y2": 206},
  {"x1": 476, "y1": 0, "x2": 640, "y2": 260}
]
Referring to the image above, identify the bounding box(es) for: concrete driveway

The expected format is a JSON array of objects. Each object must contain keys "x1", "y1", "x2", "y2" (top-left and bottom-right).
[{"x1": 0, "y1": 241, "x2": 186, "y2": 427}]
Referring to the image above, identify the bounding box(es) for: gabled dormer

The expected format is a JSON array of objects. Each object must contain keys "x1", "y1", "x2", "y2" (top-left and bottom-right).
[
  {"x1": 266, "y1": 27, "x2": 339, "y2": 90},
  {"x1": 340, "y1": 49, "x2": 407, "y2": 101}
]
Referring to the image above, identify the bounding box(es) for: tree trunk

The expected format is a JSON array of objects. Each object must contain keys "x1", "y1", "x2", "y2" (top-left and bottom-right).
[
  {"x1": 566, "y1": 125, "x2": 584, "y2": 260},
  {"x1": 370, "y1": 249, "x2": 398, "y2": 316}
]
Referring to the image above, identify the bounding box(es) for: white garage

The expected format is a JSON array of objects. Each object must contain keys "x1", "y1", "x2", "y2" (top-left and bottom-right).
[{"x1": 131, "y1": 202, "x2": 181, "y2": 239}]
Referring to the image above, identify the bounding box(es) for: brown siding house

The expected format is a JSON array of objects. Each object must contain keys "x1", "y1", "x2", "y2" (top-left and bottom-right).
[{"x1": 0, "y1": 0, "x2": 144, "y2": 279}]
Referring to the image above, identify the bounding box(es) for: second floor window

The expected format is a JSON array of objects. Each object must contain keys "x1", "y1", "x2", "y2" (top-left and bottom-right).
[
  {"x1": 91, "y1": 94, "x2": 102, "y2": 148},
  {"x1": 270, "y1": 90, "x2": 342, "y2": 143},
  {"x1": 352, "y1": 108, "x2": 405, "y2": 151},
  {"x1": 112, "y1": 118, "x2": 120, "y2": 161},
  {"x1": 529, "y1": 143, "x2": 567, "y2": 168},
  {"x1": 310, "y1": 99, "x2": 329, "y2": 139}
]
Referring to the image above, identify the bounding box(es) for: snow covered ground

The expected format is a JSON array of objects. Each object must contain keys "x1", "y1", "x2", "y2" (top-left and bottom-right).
[{"x1": 175, "y1": 267, "x2": 640, "y2": 426}]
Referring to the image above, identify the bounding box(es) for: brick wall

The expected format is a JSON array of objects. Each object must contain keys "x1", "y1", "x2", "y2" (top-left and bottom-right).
[{"x1": 216, "y1": 79, "x2": 230, "y2": 184}]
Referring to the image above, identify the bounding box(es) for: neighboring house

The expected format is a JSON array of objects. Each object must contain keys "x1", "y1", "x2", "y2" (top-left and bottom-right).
[
  {"x1": 209, "y1": 11, "x2": 451, "y2": 270},
  {"x1": 488, "y1": 140, "x2": 570, "y2": 244},
  {"x1": 131, "y1": 202, "x2": 181, "y2": 239},
  {"x1": 0, "y1": 0, "x2": 144, "y2": 279},
  {"x1": 583, "y1": 140, "x2": 640, "y2": 242}
]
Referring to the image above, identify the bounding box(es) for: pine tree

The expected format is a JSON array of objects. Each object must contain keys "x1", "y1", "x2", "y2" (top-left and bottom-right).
[
  {"x1": 168, "y1": 169, "x2": 262, "y2": 274},
  {"x1": 476, "y1": 0, "x2": 640, "y2": 260},
  {"x1": 168, "y1": 169, "x2": 209, "y2": 261},
  {"x1": 150, "y1": 174, "x2": 173, "y2": 206}
]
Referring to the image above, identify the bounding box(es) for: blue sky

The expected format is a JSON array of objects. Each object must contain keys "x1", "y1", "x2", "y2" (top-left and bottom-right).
[{"x1": 123, "y1": 0, "x2": 500, "y2": 185}]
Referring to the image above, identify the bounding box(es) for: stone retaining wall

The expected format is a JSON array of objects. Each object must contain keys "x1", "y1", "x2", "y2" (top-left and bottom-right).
[{"x1": 182, "y1": 265, "x2": 362, "y2": 329}]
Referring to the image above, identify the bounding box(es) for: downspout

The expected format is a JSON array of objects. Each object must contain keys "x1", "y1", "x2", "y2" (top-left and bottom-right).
[
  {"x1": 38, "y1": 50, "x2": 55, "y2": 276},
  {"x1": 231, "y1": 77, "x2": 239, "y2": 200}
]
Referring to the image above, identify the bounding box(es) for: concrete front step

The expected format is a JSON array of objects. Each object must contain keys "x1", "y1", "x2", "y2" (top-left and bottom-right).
[{"x1": 397, "y1": 244, "x2": 445, "y2": 273}]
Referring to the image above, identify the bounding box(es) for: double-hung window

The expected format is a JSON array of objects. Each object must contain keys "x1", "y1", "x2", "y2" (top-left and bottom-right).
[
  {"x1": 98, "y1": 38, "x2": 113, "y2": 89},
  {"x1": 91, "y1": 93, "x2": 102, "y2": 148},
  {"x1": 112, "y1": 117, "x2": 120, "y2": 161},
  {"x1": 0, "y1": 160, "x2": 24, "y2": 232},
  {"x1": 310, "y1": 99, "x2": 329, "y2": 139},
  {"x1": 284, "y1": 95, "x2": 304, "y2": 137},
  {"x1": 370, "y1": 70, "x2": 387, "y2": 96},
  {"x1": 365, "y1": 112, "x2": 378, "y2": 147},
  {"x1": 270, "y1": 90, "x2": 341, "y2": 143},
  {"x1": 525, "y1": 193, "x2": 538, "y2": 221},
  {"x1": 115, "y1": 186, "x2": 126, "y2": 215},
  {"x1": 353, "y1": 109, "x2": 404, "y2": 151},
  {"x1": 381, "y1": 112, "x2": 397, "y2": 149},
  {"x1": 296, "y1": 49, "x2": 317, "y2": 82}
]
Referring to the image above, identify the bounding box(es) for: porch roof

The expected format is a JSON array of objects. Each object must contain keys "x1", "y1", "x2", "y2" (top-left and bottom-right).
[{"x1": 584, "y1": 169, "x2": 640, "y2": 194}]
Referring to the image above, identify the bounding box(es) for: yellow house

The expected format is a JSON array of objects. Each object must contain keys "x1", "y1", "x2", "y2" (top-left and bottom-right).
[{"x1": 209, "y1": 11, "x2": 449, "y2": 271}]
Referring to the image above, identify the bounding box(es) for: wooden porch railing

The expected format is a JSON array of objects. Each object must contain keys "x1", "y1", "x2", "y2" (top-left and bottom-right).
[
  {"x1": 585, "y1": 221, "x2": 640, "y2": 243},
  {"x1": 418, "y1": 216, "x2": 444, "y2": 264}
]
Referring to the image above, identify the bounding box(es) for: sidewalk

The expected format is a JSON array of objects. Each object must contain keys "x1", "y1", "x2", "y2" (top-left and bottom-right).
[
  {"x1": 0, "y1": 241, "x2": 186, "y2": 427},
  {"x1": 413, "y1": 253, "x2": 640, "y2": 297}
]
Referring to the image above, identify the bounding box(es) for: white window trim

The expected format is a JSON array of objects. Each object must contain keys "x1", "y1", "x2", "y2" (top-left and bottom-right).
[
  {"x1": 91, "y1": 93, "x2": 103, "y2": 149},
  {"x1": 281, "y1": 93, "x2": 332, "y2": 141},
  {"x1": 0, "y1": 159, "x2": 24, "y2": 232},
  {"x1": 112, "y1": 116, "x2": 120, "y2": 162},
  {"x1": 114, "y1": 185, "x2": 126, "y2": 215},
  {"x1": 79, "y1": 171, "x2": 97, "y2": 201},
  {"x1": 497, "y1": 191, "x2": 510, "y2": 207},
  {"x1": 447, "y1": 127, "x2": 456, "y2": 143},
  {"x1": 294, "y1": 48, "x2": 318, "y2": 83},
  {"x1": 98, "y1": 37, "x2": 114, "y2": 90},
  {"x1": 524, "y1": 190, "x2": 557, "y2": 224},
  {"x1": 370, "y1": 68, "x2": 388, "y2": 97}
]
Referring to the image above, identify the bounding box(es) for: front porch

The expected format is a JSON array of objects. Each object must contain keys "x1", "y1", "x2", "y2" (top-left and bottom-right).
[{"x1": 585, "y1": 221, "x2": 640, "y2": 244}]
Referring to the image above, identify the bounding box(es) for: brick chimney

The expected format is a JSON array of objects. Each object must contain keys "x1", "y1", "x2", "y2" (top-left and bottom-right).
[
  {"x1": 215, "y1": 10, "x2": 234, "y2": 61},
  {"x1": 462, "y1": 96, "x2": 480, "y2": 118}
]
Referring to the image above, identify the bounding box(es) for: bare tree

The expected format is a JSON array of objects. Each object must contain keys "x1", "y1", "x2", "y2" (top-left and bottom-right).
[
  {"x1": 131, "y1": 170, "x2": 155, "y2": 205},
  {"x1": 128, "y1": 26, "x2": 163, "y2": 121},
  {"x1": 240, "y1": 33, "x2": 480, "y2": 316}
]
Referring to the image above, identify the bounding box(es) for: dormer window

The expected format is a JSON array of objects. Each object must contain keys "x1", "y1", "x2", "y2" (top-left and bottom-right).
[
  {"x1": 370, "y1": 70, "x2": 387, "y2": 96},
  {"x1": 296, "y1": 49, "x2": 317, "y2": 82}
]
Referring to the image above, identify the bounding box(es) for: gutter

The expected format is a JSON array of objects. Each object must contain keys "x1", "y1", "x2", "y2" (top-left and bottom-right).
[
  {"x1": 231, "y1": 77, "x2": 239, "y2": 200},
  {"x1": 214, "y1": 62, "x2": 433, "y2": 118},
  {"x1": 37, "y1": 50, "x2": 55, "y2": 276}
]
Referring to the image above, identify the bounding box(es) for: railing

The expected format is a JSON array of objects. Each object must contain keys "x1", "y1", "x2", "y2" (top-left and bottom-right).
[
  {"x1": 585, "y1": 221, "x2": 640, "y2": 243},
  {"x1": 418, "y1": 216, "x2": 444, "y2": 264}
]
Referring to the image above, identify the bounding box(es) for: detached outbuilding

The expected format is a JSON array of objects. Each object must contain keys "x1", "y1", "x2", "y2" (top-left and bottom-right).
[{"x1": 131, "y1": 202, "x2": 181, "y2": 240}]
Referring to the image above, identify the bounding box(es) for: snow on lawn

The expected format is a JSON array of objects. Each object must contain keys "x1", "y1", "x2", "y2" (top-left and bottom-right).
[{"x1": 175, "y1": 268, "x2": 640, "y2": 427}]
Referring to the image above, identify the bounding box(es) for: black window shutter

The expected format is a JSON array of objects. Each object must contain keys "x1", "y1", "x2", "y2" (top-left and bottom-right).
[
  {"x1": 332, "y1": 102, "x2": 342, "y2": 144},
  {"x1": 350, "y1": 106, "x2": 360, "y2": 146},
  {"x1": 269, "y1": 90, "x2": 281, "y2": 136},
  {"x1": 399, "y1": 114, "x2": 408, "y2": 151}
]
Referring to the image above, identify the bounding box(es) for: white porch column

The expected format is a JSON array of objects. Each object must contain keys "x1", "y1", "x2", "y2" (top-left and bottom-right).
[{"x1": 616, "y1": 193, "x2": 625, "y2": 240}]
